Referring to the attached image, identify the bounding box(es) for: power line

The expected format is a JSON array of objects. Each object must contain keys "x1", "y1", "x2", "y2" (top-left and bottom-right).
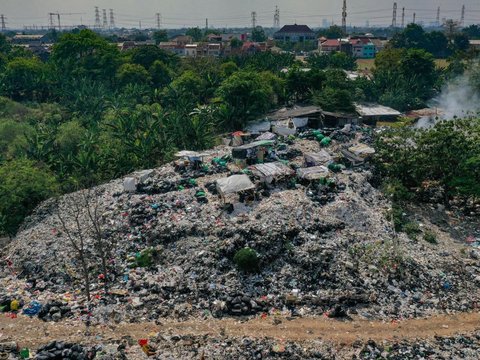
[
  {"x1": 274, "y1": 5, "x2": 280, "y2": 28},
  {"x1": 251, "y1": 11, "x2": 257, "y2": 29},
  {"x1": 1, "y1": 15, "x2": 6, "y2": 31},
  {"x1": 392, "y1": 2, "x2": 397, "y2": 28},
  {"x1": 94, "y1": 7, "x2": 101, "y2": 29},
  {"x1": 342, "y1": 0, "x2": 347, "y2": 32},
  {"x1": 109, "y1": 9, "x2": 115, "y2": 29},
  {"x1": 102, "y1": 9, "x2": 108, "y2": 29}
]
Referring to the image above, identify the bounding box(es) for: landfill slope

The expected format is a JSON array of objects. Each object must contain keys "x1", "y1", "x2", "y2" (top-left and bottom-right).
[{"x1": 3, "y1": 139, "x2": 479, "y2": 325}]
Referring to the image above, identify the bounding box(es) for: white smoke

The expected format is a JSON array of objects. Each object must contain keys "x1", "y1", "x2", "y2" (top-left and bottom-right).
[{"x1": 433, "y1": 71, "x2": 480, "y2": 119}]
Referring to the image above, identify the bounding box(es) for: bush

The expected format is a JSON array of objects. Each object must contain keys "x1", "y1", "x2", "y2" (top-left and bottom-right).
[
  {"x1": 423, "y1": 231, "x2": 437, "y2": 244},
  {"x1": 233, "y1": 247, "x2": 260, "y2": 272},
  {"x1": 403, "y1": 221, "x2": 421, "y2": 240}
]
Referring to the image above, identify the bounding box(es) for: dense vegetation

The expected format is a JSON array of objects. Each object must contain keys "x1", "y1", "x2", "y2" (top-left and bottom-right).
[{"x1": 0, "y1": 23, "x2": 476, "y2": 236}]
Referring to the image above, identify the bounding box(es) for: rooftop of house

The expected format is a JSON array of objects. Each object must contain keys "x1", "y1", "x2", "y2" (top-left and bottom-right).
[
  {"x1": 275, "y1": 24, "x2": 314, "y2": 34},
  {"x1": 321, "y1": 39, "x2": 341, "y2": 47}
]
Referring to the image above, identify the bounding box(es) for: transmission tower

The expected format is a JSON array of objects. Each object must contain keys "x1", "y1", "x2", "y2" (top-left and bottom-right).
[
  {"x1": 251, "y1": 11, "x2": 257, "y2": 29},
  {"x1": 392, "y1": 2, "x2": 397, "y2": 28},
  {"x1": 94, "y1": 7, "x2": 101, "y2": 29},
  {"x1": 401, "y1": 7, "x2": 405, "y2": 28},
  {"x1": 460, "y1": 5, "x2": 465, "y2": 26},
  {"x1": 342, "y1": 0, "x2": 347, "y2": 33},
  {"x1": 0, "y1": 15, "x2": 6, "y2": 32},
  {"x1": 436, "y1": 7, "x2": 440, "y2": 27},
  {"x1": 109, "y1": 9, "x2": 115, "y2": 29},
  {"x1": 102, "y1": 9, "x2": 108, "y2": 29},
  {"x1": 413, "y1": 12, "x2": 416, "y2": 24},
  {"x1": 274, "y1": 6, "x2": 280, "y2": 28},
  {"x1": 49, "y1": 13, "x2": 55, "y2": 29},
  {"x1": 156, "y1": 13, "x2": 161, "y2": 29}
]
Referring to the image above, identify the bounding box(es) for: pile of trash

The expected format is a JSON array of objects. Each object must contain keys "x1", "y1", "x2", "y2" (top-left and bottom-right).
[
  {"x1": 1, "y1": 127, "x2": 479, "y2": 326},
  {"x1": 2, "y1": 331, "x2": 480, "y2": 359}
]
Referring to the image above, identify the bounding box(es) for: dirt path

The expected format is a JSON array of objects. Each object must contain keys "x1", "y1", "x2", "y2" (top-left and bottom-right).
[{"x1": 1, "y1": 312, "x2": 479, "y2": 349}]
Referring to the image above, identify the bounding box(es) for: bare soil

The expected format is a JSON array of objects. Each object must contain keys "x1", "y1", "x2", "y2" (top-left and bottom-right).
[{"x1": 1, "y1": 312, "x2": 479, "y2": 349}]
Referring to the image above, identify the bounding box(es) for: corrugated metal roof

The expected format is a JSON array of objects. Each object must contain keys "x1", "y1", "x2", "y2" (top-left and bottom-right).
[
  {"x1": 355, "y1": 104, "x2": 401, "y2": 117},
  {"x1": 249, "y1": 162, "x2": 294, "y2": 179}
]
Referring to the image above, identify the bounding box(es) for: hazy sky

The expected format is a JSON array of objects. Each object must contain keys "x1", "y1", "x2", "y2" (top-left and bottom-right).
[{"x1": 2, "y1": 0, "x2": 479, "y2": 29}]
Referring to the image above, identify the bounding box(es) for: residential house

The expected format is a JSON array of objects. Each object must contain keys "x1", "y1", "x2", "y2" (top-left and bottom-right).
[
  {"x1": 319, "y1": 39, "x2": 341, "y2": 54},
  {"x1": 158, "y1": 42, "x2": 186, "y2": 56},
  {"x1": 171, "y1": 35, "x2": 193, "y2": 46},
  {"x1": 185, "y1": 44, "x2": 198, "y2": 57},
  {"x1": 350, "y1": 37, "x2": 376, "y2": 59},
  {"x1": 274, "y1": 24, "x2": 316, "y2": 42}
]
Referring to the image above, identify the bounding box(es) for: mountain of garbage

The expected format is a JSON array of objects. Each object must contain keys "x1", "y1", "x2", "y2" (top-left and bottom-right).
[{"x1": 2, "y1": 123, "x2": 479, "y2": 328}]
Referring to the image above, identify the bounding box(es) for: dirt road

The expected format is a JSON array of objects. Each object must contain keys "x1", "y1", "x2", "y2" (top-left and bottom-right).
[{"x1": 1, "y1": 312, "x2": 479, "y2": 349}]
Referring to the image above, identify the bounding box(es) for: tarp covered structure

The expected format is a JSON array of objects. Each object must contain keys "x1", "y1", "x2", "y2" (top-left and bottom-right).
[
  {"x1": 216, "y1": 174, "x2": 255, "y2": 196},
  {"x1": 249, "y1": 162, "x2": 295, "y2": 183},
  {"x1": 348, "y1": 144, "x2": 375, "y2": 158},
  {"x1": 304, "y1": 150, "x2": 332, "y2": 166},
  {"x1": 296, "y1": 166, "x2": 330, "y2": 181}
]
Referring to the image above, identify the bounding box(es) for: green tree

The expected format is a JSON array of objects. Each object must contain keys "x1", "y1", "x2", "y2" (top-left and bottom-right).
[
  {"x1": 153, "y1": 30, "x2": 169, "y2": 44},
  {"x1": 0, "y1": 159, "x2": 58, "y2": 237},
  {"x1": 149, "y1": 60, "x2": 174, "y2": 88},
  {"x1": 251, "y1": 26, "x2": 267, "y2": 42},
  {"x1": 186, "y1": 27, "x2": 203, "y2": 42},
  {"x1": 0, "y1": 57, "x2": 49, "y2": 101},
  {"x1": 130, "y1": 45, "x2": 177, "y2": 69},
  {"x1": 116, "y1": 63, "x2": 151, "y2": 87},
  {"x1": 51, "y1": 29, "x2": 121, "y2": 82},
  {"x1": 230, "y1": 38, "x2": 243, "y2": 49},
  {"x1": 317, "y1": 25, "x2": 346, "y2": 39},
  {"x1": 0, "y1": 33, "x2": 11, "y2": 54},
  {"x1": 217, "y1": 70, "x2": 275, "y2": 129}
]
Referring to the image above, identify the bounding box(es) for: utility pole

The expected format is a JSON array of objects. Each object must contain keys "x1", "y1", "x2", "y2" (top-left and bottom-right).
[
  {"x1": 251, "y1": 11, "x2": 257, "y2": 29},
  {"x1": 392, "y1": 2, "x2": 397, "y2": 28},
  {"x1": 460, "y1": 5, "x2": 465, "y2": 27},
  {"x1": 0, "y1": 15, "x2": 6, "y2": 32},
  {"x1": 49, "y1": 13, "x2": 55, "y2": 29},
  {"x1": 156, "y1": 13, "x2": 161, "y2": 29},
  {"x1": 413, "y1": 12, "x2": 416, "y2": 24},
  {"x1": 436, "y1": 6, "x2": 441, "y2": 27},
  {"x1": 401, "y1": 7, "x2": 405, "y2": 28},
  {"x1": 94, "y1": 7, "x2": 101, "y2": 29},
  {"x1": 342, "y1": 0, "x2": 347, "y2": 33},
  {"x1": 274, "y1": 5, "x2": 280, "y2": 28},
  {"x1": 102, "y1": 9, "x2": 108, "y2": 29},
  {"x1": 109, "y1": 9, "x2": 115, "y2": 29}
]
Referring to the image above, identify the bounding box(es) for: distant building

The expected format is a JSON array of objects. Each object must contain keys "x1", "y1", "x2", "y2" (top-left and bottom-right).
[
  {"x1": 11, "y1": 34, "x2": 46, "y2": 45},
  {"x1": 171, "y1": 35, "x2": 193, "y2": 45},
  {"x1": 185, "y1": 44, "x2": 198, "y2": 57},
  {"x1": 350, "y1": 37, "x2": 375, "y2": 59},
  {"x1": 158, "y1": 42, "x2": 185, "y2": 56},
  {"x1": 469, "y1": 39, "x2": 480, "y2": 51},
  {"x1": 319, "y1": 39, "x2": 341, "y2": 54},
  {"x1": 274, "y1": 24, "x2": 316, "y2": 42}
]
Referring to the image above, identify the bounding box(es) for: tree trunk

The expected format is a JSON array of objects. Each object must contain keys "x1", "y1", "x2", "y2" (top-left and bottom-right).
[{"x1": 81, "y1": 255, "x2": 91, "y2": 302}]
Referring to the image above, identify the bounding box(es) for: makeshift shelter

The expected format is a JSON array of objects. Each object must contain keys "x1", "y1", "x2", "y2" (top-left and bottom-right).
[
  {"x1": 355, "y1": 103, "x2": 401, "y2": 125},
  {"x1": 249, "y1": 162, "x2": 295, "y2": 183},
  {"x1": 296, "y1": 166, "x2": 330, "y2": 181},
  {"x1": 256, "y1": 132, "x2": 277, "y2": 141},
  {"x1": 348, "y1": 144, "x2": 375, "y2": 158},
  {"x1": 216, "y1": 174, "x2": 255, "y2": 203},
  {"x1": 175, "y1": 150, "x2": 209, "y2": 169},
  {"x1": 341, "y1": 143, "x2": 375, "y2": 166},
  {"x1": 321, "y1": 111, "x2": 359, "y2": 128},
  {"x1": 304, "y1": 150, "x2": 332, "y2": 167},
  {"x1": 231, "y1": 140, "x2": 275, "y2": 167}
]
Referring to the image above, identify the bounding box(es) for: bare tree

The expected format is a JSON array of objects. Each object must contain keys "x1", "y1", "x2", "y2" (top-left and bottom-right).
[
  {"x1": 54, "y1": 195, "x2": 92, "y2": 302},
  {"x1": 81, "y1": 188, "x2": 112, "y2": 295}
]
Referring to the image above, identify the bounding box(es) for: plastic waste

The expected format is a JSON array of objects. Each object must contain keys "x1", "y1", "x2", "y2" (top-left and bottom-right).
[
  {"x1": 19, "y1": 348, "x2": 30, "y2": 359},
  {"x1": 22, "y1": 301, "x2": 42, "y2": 316},
  {"x1": 10, "y1": 299, "x2": 20, "y2": 311}
]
